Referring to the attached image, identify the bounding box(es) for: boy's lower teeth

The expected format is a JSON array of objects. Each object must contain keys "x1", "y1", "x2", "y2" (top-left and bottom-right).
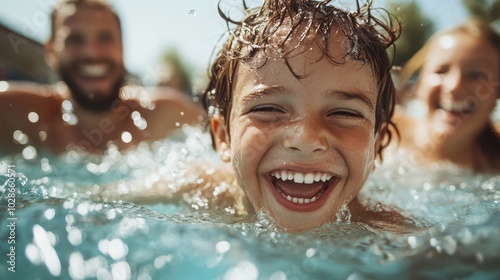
[{"x1": 278, "y1": 189, "x2": 319, "y2": 204}]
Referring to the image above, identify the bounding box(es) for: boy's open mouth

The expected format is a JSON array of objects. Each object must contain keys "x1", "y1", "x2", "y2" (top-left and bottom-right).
[{"x1": 269, "y1": 170, "x2": 339, "y2": 211}]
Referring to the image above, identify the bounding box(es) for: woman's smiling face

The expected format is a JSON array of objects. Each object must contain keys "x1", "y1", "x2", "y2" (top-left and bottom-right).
[
  {"x1": 212, "y1": 33, "x2": 382, "y2": 232},
  {"x1": 417, "y1": 32, "x2": 499, "y2": 138}
]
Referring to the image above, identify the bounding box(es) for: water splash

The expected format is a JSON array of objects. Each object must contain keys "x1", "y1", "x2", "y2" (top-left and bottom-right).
[{"x1": 1, "y1": 126, "x2": 499, "y2": 279}]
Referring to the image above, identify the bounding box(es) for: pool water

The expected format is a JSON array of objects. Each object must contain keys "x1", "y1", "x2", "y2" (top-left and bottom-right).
[{"x1": 1, "y1": 126, "x2": 499, "y2": 280}]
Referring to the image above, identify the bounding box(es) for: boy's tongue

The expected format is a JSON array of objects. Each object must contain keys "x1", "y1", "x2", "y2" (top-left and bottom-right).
[{"x1": 274, "y1": 180, "x2": 325, "y2": 198}]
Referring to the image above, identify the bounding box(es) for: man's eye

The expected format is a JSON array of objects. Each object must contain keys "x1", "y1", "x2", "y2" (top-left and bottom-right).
[
  {"x1": 66, "y1": 34, "x2": 84, "y2": 45},
  {"x1": 98, "y1": 33, "x2": 114, "y2": 44}
]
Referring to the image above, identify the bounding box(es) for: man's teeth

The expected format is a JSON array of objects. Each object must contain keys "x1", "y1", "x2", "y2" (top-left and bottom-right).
[
  {"x1": 81, "y1": 65, "x2": 108, "y2": 77},
  {"x1": 271, "y1": 170, "x2": 332, "y2": 184},
  {"x1": 440, "y1": 100, "x2": 475, "y2": 113}
]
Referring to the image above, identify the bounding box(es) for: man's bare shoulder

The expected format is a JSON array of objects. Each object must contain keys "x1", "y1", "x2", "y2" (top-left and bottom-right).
[
  {"x1": 144, "y1": 86, "x2": 200, "y2": 106},
  {"x1": 121, "y1": 85, "x2": 205, "y2": 122}
]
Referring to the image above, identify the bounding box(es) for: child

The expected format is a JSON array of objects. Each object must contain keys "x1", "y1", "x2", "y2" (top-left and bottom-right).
[
  {"x1": 394, "y1": 19, "x2": 500, "y2": 173},
  {"x1": 98, "y1": 0, "x2": 410, "y2": 232}
]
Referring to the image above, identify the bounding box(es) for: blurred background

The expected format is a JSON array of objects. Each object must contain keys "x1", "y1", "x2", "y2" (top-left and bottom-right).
[{"x1": 0, "y1": 0, "x2": 499, "y2": 94}]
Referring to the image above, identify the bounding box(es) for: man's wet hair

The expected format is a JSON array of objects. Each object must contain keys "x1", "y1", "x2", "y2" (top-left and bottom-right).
[{"x1": 50, "y1": 0, "x2": 122, "y2": 41}]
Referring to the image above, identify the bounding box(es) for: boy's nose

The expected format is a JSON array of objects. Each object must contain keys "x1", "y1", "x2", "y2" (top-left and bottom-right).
[{"x1": 282, "y1": 118, "x2": 329, "y2": 154}]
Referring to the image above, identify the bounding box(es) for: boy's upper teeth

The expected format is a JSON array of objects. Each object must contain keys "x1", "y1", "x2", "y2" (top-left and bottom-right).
[{"x1": 271, "y1": 170, "x2": 332, "y2": 184}]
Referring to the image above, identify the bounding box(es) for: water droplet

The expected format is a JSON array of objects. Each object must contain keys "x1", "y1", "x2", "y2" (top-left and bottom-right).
[
  {"x1": 189, "y1": 9, "x2": 196, "y2": 16},
  {"x1": 131, "y1": 111, "x2": 141, "y2": 120},
  {"x1": 28, "y1": 112, "x2": 39, "y2": 123},
  {"x1": 0, "y1": 81, "x2": 9, "y2": 92},
  {"x1": 68, "y1": 227, "x2": 83, "y2": 246},
  {"x1": 215, "y1": 240, "x2": 231, "y2": 253},
  {"x1": 25, "y1": 243, "x2": 42, "y2": 265},
  {"x1": 121, "y1": 131, "x2": 132, "y2": 143},
  {"x1": 69, "y1": 252, "x2": 85, "y2": 279},
  {"x1": 305, "y1": 248, "x2": 316, "y2": 258},
  {"x1": 44, "y1": 208, "x2": 56, "y2": 220},
  {"x1": 22, "y1": 145, "x2": 37, "y2": 160},
  {"x1": 108, "y1": 238, "x2": 129, "y2": 260},
  {"x1": 62, "y1": 100, "x2": 73, "y2": 111},
  {"x1": 32, "y1": 225, "x2": 61, "y2": 276},
  {"x1": 154, "y1": 255, "x2": 173, "y2": 269},
  {"x1": 39, "y1": 131, "x2": 47, "y2": 142},
  {"x1": 407, "y1": 236, "x2": 418, "y2": 248},
  {"x1": 224, "y1": 261, "x2": 258, "y2": 280},
  {"x1": 62, "y1": 113, "x2": 78, "y2": 125},
  {"x1": 111, "y1": 261, "x2": 131, "y2": 280},
  {"x1": 13, "y1": 130, "x2": 29, "y2": 144}
]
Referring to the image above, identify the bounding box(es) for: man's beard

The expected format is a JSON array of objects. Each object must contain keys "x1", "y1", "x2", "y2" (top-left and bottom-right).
[{"x1": 59, "y1": 63, "x2": 125, "y2": 112}]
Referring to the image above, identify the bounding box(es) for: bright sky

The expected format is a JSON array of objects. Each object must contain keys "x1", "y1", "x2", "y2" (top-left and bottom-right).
[{"x1": 0, "y1": 0, "x2": 469, "y2": 86}]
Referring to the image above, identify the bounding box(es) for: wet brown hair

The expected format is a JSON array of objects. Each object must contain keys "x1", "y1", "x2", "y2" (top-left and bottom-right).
[
  {"x1": 401, "y1": 19, "x2": 500, "y2": 170},
  {"x1": 401, "y1": 18, "x2": 500, "y2": 84},
  {"x1": 50, "y1": 0, "x2": 122, "y2": 41},
  {"x1": 202, "y1": 0, "x2": 401, "y2": 159}
]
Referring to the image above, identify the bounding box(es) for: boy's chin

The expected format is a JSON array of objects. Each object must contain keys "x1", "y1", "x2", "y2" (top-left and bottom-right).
[{"x1": 267, "y1": 203, "x2": 332, "y2": 233}]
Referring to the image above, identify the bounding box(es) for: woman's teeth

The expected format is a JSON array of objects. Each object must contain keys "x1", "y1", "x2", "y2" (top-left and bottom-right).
[
  {"x1": 270, "y1": 170, "x2": 332, "y2": 184},
  {"x1": 440, "y1": 100, "x2": 475, "y2": 113}
]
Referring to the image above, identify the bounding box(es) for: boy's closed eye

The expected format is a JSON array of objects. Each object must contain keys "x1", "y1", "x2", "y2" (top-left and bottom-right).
[
  {"x1": 250, "y1": 105, "x2": 286, "y2": 113},
  {"x1": 246, "y1": 104, "x2": 288, "y2": 123},
  {"x1": 327, "y1": 109, "x2": 364, "y2": 119}
]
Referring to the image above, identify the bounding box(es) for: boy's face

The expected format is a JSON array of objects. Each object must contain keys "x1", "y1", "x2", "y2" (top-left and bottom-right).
[
  {"x1": 418, "y1": 33, "x2": 499, "y2": 138},
  {"x1": 212, "y1": 34, "x2": 381, "y2": 232},
  {"x1": 46, "y1": 6, "x2": 124, "y2": 110}
]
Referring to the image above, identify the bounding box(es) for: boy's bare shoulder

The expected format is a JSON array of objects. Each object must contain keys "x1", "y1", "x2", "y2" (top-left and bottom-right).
[{"x1": 350, "y1": 198, "x2": 423, "y2": 234}]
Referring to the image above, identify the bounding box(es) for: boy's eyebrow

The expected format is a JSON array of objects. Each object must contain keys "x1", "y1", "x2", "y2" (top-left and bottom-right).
[
  {"x1": 327, "y1": 90, "x2": 375, "y2": 110},
  {"x1": 240, "y1": 85, "x2": 289, "y2": 105},
  {"x1": 241, "y1": 86, "x2": 375, "y2": 110}
]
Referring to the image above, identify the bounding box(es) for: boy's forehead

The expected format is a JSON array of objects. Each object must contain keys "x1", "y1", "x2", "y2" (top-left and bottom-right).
[{"x1": 234, "y1": 41, "x2": 378, "y2": 101}]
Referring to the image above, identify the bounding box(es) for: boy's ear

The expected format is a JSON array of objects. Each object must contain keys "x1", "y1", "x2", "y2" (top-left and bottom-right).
[
  {"x1": 211, "y1": 115, "x2": 231, "y2": 162},
  {"x1": 44, "y1": 40, "x2": 58, "y2": 70}
]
